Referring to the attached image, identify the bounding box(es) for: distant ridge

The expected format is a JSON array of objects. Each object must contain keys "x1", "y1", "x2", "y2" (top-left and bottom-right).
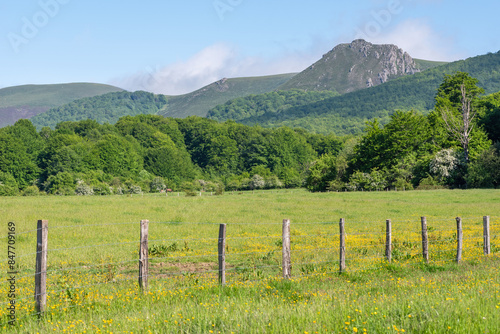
[
  {"x1": 0, "y1": 83, "x2": 124, "y2": 127},
  {"x1": 161, "y1": 73, "x2": 297, "y2": 118}
]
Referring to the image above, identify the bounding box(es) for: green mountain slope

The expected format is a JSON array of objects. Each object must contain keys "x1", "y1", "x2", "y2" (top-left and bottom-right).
[
  {"x1": 209, "y1": 51, "x2": 500, "y2": 135},
  {"x1": 30, "y1": 91, "x2": 167, "y2": 129},
  {"x1": 161, "y1": 73, "x2": 297, "y2": 118},
  {"x1": 0, "y1": 83, "x2": 124, "y2": 128}
]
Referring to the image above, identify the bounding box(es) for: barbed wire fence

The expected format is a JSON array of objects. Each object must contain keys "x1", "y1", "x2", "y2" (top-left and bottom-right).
[{"x1": 1, "y1": 216, "x2": 498, "y2": 326}]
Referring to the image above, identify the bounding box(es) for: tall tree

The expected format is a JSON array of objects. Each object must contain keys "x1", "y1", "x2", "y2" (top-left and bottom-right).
[{"x1": 435, "y1": 72, "x2": 485, "y2": 163}]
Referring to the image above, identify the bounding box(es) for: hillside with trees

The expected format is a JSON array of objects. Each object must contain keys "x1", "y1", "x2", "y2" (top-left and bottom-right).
[
  {"x1": 208, "y1": 51, "x2": 500, "y2": 135},
  {"x1": 0, "y1": 83, "x2": 123, "y2": 128},
  {"x1": 0, "y1": 72, "x2": 498, "y2": 197},
  {"x1": 30, "y1": 91, "x2": 168, "y2": 129}
]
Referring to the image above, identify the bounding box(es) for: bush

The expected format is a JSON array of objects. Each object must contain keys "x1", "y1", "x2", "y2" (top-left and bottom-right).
[
  {"x1": 75, "y1": 180, "x2": 94, "y2": 196},
  {"x1": 466, "y1": 146, "x2": 500, "y2": 188},
  {"x1": 128, "y1": 185, "x2": 143, "y2": 195},
  {"x1": 93, "y1": 182, "x2": 113, "y2": 195},
  {"x1": 327, "y1": 180, "x2": 345, "y2": 192},
  {"x1": 249, "y1": 174, "x2": 265, "y2": 190},
  {"x1": 214, "y1": 183, "x2": 225, "y2": 195},
  {"x1": 393, "y1": 177, "x2": 413, "y2": 190},
  {"x1": 265, "y1": 175, "x2": 283, "y2": 189},
  {"x1": 429, "y1": 149, "x2": 464, "y2": 186},
  {"x1": 150, "y1": 177, "x2": 166, "y2": 192},
  {"x1": 417, "y1": 176, "x2": 446, "y2": 190},
  {"x1": 44, "y1": 172, "x2": 75, "y2": 195},
  {"x1": 0, "y1": 172, "x2": 19, "y2": 196},
  {"x1": 226, "y1": 179, "x2": 241, "y2": 191},
  {"x1": 22, "y1": 185, "x2": 40, "y2": 196}
]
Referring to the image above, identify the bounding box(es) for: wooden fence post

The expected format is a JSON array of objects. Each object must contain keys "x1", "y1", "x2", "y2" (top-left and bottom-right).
[
  {"x1": 218, "y1": 224, "x2": 227, "y2": 285},
  {"x1": 385, "y1": 219, "x2": 392, "y2": 263},
  {"x1": 282, "y1": 219, "x2": 291, "y2": 279},
  {"x1": 421, "y1": 217, "x2": 429, "y2": 263},
  {"x1": 456, "y1": 217, "x2": 463, "y2": 263},
  {"x1": 139, "y1": 220, "x2": 149, "y2": 292},
  {"x1": 35, "y1": 220, "x2": 48, "y2": 316},
  {"x1": 483, "y1": 216, "x2": 491, "y2": 255},
  {"x1": 339, "y1": 218, "x2": 346, "y2": 273}
]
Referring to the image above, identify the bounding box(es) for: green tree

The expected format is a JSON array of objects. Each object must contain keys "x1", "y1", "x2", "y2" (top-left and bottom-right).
[{"x1": 435, "y1": 72, "x2": 486, "y2": 163}]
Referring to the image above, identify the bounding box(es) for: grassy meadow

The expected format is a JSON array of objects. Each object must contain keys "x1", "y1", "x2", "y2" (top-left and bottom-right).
[{"x1": 1, "y1": 189, "x2": 499, "y2": 333}]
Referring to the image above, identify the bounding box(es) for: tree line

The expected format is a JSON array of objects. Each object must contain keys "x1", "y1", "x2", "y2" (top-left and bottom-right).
[
  {"x1": 0, "y1": 113, "x2": 342, "y2": 196},
  {"x1": 0, "y1": 72, "x2": 498, "y2": 196}
]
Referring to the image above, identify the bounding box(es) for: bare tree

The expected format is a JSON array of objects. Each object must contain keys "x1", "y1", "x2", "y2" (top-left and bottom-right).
[{"x1": 440, "y1": 84, "x2": 478, "y2": 164}]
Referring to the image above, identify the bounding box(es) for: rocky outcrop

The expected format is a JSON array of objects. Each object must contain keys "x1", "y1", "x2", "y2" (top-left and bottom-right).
[{"x1": 278, "y1": 39, "x2": 421, "y2": 94}]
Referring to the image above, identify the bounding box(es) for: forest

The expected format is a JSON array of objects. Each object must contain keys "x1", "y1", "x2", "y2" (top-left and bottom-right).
[
  {"x1": 208, "y1": 51, "x2": 500, "y2": 135},
  {"x1": 0, "y1": 72, "x2": 499, "y2": 196}
]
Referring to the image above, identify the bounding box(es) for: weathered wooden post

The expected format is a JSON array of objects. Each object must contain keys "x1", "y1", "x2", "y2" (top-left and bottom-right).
[
  {"x1": 218, "y1": 224, "x2": 227, "y2": 286},
  {"x1": 421, "y1": 217, "x2": 429, "y2": 263},
  {"x1": 339, "y1": 218, "x2": 346, "y2": 273},
  {"x1": 385, "y1": 219, "x2": 392, "y2": 263},
  {"x1": 139, "y1": 220, "x2": 149, "y2": 292},
  {"x1": 282, "y1": 219, "x2": 291, "y2": 279},
  {"x1": 35, "y1": 220, "x2": 48, "y2": 316},
  {"x1": 483, "y1": 216, "x2": 491, "y2": 255},
  {"x1": 456, "y1": 217, "x2": 463, "y2": 263}
]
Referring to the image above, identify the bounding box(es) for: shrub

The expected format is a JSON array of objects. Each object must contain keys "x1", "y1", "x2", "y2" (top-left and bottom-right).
[
  {"x1": 22, "y1": 185, "x2": 40, "y2": 196},
  {"x1": 75, "y1": 180, "x2": 94, "y2": 196},
  {"x1": 150, "y1": 177, "x2": 166, "y2": 192},
  {"x1": 214, "y1": 183, "x2": 225, "y2": 195},
  {"x1": 265, "y1": 175, "x2": 283, "y2": 189},
  {"x1": 249, "y1": 174, "x2": 265, "y2": 190},
  {"x1": 128, "y1": 185, "x2": 143, "y2": 195},
  {"x1": 429, "y1": 149, "x2": 464, "y2": 185},
  {"x1": 417, "y1": 176, "x2": 445, "y2": 190},
  {"x1": 44, "y1": 172, "x2": 75, "y2": 195},
  {"x1": 394, "y1": 177, "x2": 414, "y2": 190},
  {"x1": 327, "y1": 180, "x2": 345, "y2": 192},
  {"x1": 226, "y1": 179, "x2": 241, "y2": 191},
  {"x1": 93, "y1": 182, "x2": 112, "y2": 195},
  {"x1": 0, "y1": 172, "x2": 19, "y2": 196}
]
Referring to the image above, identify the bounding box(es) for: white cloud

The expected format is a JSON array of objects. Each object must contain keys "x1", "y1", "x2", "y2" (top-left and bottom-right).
[
  {"x1": 367, "y1": 19, "x2": 464, "y2": 61},
  {"x1": 112, "y1": 43, "x2": 321, "y2": 95}
]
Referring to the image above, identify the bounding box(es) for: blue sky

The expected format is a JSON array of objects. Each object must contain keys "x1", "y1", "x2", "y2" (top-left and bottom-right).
[{"x1": 1, "y1": 0, "x2": 499, "y2": 95}]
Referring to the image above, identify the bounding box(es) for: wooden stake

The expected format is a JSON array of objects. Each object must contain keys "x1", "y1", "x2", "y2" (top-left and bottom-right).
[
  {"x1": 456, "y1": 217, "x2": 462, "y2": 263},
  {"x1": 35, "y1": 220, "x2": 48, "y2": 316},
  {"x1": 218, "y1": 224, "x2": 227, "y2": 285},
  {"x1": 339, "y1": 218, "x2": 346, "y2": 273},
  {"x1": 139, "y1": 220, "x2": 149, "y2": 292},
  {"x1": 421, "y1": 217, "x2": 429, "y2": 263},
  {"x1": 483, "y1": 216, "x2": 491, "y2": 255},
  {"x1": 385, "y1": 219, "x2": 392, "y2": 263},
  {"x1": 282, "y1": 219, "x2": 291, "y2": 279}
]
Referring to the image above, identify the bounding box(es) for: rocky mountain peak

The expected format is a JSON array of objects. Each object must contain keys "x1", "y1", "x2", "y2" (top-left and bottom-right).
[{"x1": 279, "y1": 39, "x2": 421, "y2": 93}]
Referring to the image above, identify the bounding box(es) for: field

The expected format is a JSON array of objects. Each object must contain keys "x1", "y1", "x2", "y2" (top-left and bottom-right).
[{"x1": 1, "y1": 189, "x2": 499, "y2": 333}]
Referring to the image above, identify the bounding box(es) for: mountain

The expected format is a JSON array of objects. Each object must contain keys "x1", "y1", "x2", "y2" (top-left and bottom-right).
[
  {"x1": 27, "y1": 74, "x2": 296, "y2": 129},
  {"x1": 208, "y1": 50, "x2": 500, "y2": 135},
  {"x1": 161, "y1": 73, "x2": 297, "y2": 118},
  {"x1": 30, "y1": 91, "x2": 167, "y2": 129},
  {"x1": 0, "y1": 83, "x2": 123, "y2": 128},
  {"x1": 277, "y1": 39, "x2": 439, "y2": 94}
]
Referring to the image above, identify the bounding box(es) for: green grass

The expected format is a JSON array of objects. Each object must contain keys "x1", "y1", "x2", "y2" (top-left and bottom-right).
[{"x1": 0, "y1": 189, "x2": 499, "y2": 333}]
